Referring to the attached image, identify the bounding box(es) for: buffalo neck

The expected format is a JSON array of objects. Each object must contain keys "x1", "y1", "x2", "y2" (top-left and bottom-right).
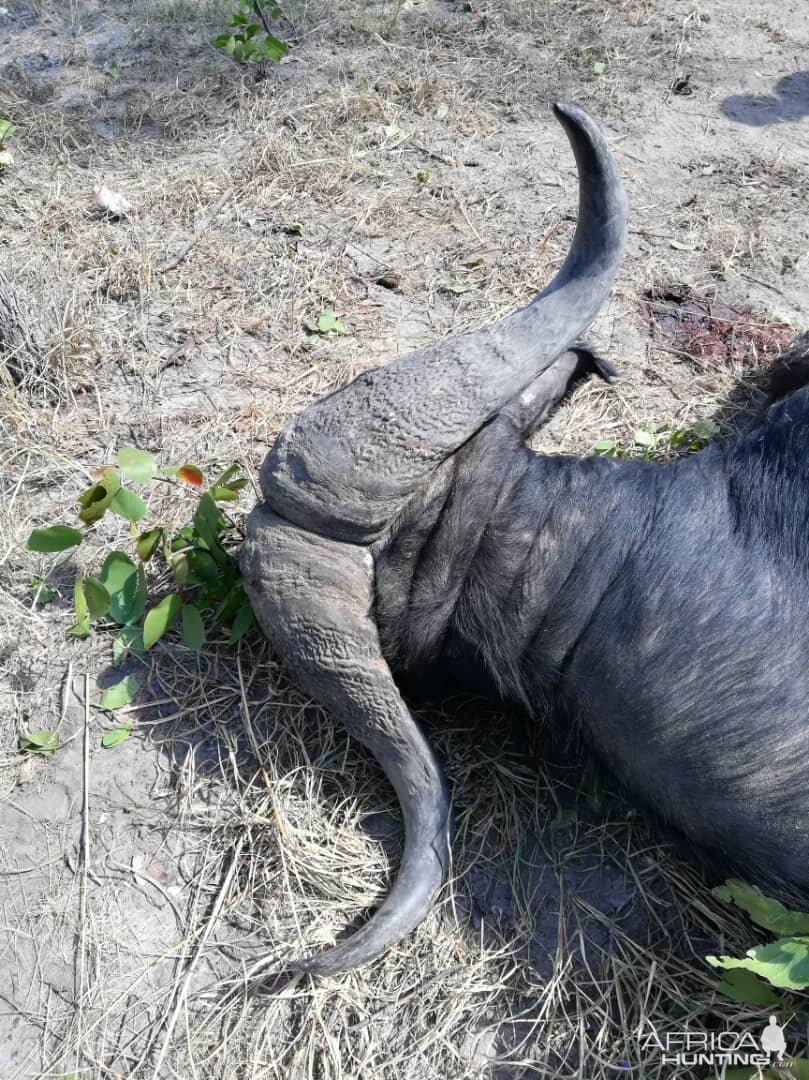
[{"x1": 375, "y1": 421, "x2": 715, "y2": 713}]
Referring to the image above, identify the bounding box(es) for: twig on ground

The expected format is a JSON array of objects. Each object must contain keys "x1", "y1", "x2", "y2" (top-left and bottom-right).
[
  {"x1": 74, "y1": 672, "x2": 91, "y2": 1075},
  {"x1": 159, "y1": 189, "x2": 235, "y2": 274},
  {"x1": 149, "y1": 834, "x2": 246, "y2": 1079}
]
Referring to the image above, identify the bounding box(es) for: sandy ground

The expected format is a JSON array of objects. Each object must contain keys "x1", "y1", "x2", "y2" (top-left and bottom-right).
[{"x1": 0, "y1": 0, "x2": 808, "y2": 1077}]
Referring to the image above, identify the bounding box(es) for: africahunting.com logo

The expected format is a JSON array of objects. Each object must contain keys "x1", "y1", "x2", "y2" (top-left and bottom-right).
[{"x1": 639, "y1": 1014, "x2": 796, "y2": 1069}]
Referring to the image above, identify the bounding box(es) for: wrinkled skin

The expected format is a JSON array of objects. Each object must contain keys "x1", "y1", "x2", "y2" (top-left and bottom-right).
[
  {"x1": 242, "y1": 101, "x2": 809, "y2": 976},
  {"x1": 377, "y1": 343, "x2": 809, "y2": 883}
]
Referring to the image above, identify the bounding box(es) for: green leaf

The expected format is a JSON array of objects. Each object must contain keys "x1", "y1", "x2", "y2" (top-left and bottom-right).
[
  {"x1": 707, "y1": 935, "x2": 809, "y2": 989},
  {"x1": 78, "y1": 469, "x2": 121, "y2": 524},
  {"x1": 262, "y1": 33, "x2": 288, "y2": 61},
  {"x1": 83, "y1": 576, "x2": 111, "y2": 618},
  {"x1": 112, "y1": 625, "x2": 145, "y2": 664},
  {"x1": 213, "y1": 580, "x2": 245, "y2": 626},
  {"x1": 143, "y1": 594, "x2": 182, "y2": 650},
  {"x1": 117, "y1": 447, "x2": 156, "y2": 484},
  {"x1": 592, "y1": 60, "x2": 605, "y2": 75},
  {"x1": 27, "y1": 525, "x2": 83, "y2": 553},
  {"x1": 215, "y1": 463, "x2": 241, "y2": 486},
  {"x1": 0, "y1": 119, "x2": 15, "y2": 142},
  {"x1": 171, "y1": 526, "x2": 194, "y2": 551},
  {"x1": 197, "y1": 491, "x2": 224, "y2": 531},
  {"x1": 194, "y1": 493, "x2": 227, "y2": 563},
  {"x1": 188, "y1": 550, "x2": 219, "y2": 588},
  {"x1": 593, "y1": 439, "x2": 617, "y2": 454},
  {"x1": 182, "y1": 604, "x2": 205, "y2": 650},
  {"x1": 102, "y1": 724, "x2": 132, "y2": 748},
  {"x1": 68, "y1": 579, "x2": 91, "y2": 637},
  {"x1": 136, "y1": 527, "x2": 163, "y2": 562},
  {"x1": 110, "y1": 487, "x2": 147, "y2": 523},
  {"x1": 691, "y1": 418, "x2": 720, "y2": 441},
  {"x1": 99, "y1": 673, "x2": 141, "y2": 710},
  {"x1": 213, "y1": 33, "x2": 231, "y2": 47},
  {"x1": 19, "y1": 730, "x2": 60, "y2": 757},
  {"x1": 132, "y1": 565, "x2": 148, "y2": 624},
  {"x1": 209, "y1": 485, "x2": 239, "y2": 502},
  {"x1": 99, "y1": 552, "x2": 139, "y2": 624},
  {"x1": 633, "y1": 428, "x2": 657, "y2": 448},
  {"x1": 170, "y1": 553, "x2": 190, "y2": 586},
  {"x1": 31, "y1": 576, "x2": 57, "y2": 604},
  {"x1": 713, "y1": 966, "x2": 783, "y2": 1006},
  {"x1": 212, "y1": 464, "x2": 248, "y2": 494},
  {"x1": 229, "y1": 603, "x2": 254, "y2": 643},
  {"x1": 712, "y1": 879, "x2": 809, "y2": 936},
  {"x1": 316, "y1": 308, "x2": 347, "y2": 334}
]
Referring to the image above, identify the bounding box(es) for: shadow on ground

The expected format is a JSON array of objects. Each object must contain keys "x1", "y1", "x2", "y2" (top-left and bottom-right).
[{"x1": 722, "y1": 70, "x2": 809, "y2": 126}]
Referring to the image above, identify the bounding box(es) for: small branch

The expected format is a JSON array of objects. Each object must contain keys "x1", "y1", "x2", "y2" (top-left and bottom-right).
[
  {"x1": 251, "y1": 0, "x2": 274, "y2": 37},
  {"x1": 149, "y1": 834, "x2": 245, "y2": 1078},
  {"x1": 57, "y1": 661, "x2": 74, "y2": 732},
  {"x1": 74, "y1": 673, "x2": 91, "y2": 1074},
  {"x1": 158, "y1": 189, "x2": 234, "y2": 274}
]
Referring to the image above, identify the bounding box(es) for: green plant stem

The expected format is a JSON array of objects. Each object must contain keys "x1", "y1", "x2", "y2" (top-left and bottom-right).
[{"x1": 35, "y1": 550, "x2": 78, "y2": 592}]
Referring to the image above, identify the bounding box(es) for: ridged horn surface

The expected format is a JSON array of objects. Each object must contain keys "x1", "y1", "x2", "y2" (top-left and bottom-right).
[{"x1": 260, "y1": 101, "x2": 628, "y2": 543}]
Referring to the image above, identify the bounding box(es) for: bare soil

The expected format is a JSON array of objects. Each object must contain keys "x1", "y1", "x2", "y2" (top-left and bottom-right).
[{"x1": 0, "y1": 1, "x2": 807, "y2": 1077}]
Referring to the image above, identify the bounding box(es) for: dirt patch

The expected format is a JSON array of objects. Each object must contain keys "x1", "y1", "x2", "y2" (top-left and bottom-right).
[{"x1": 1, "y1": 0, "x2": 808, "y2": 1077}]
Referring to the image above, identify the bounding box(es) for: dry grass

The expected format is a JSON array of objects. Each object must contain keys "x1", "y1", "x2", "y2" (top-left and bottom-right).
[{"x1": 1, "y1": 0, "x2": 808, "y2": 1076}]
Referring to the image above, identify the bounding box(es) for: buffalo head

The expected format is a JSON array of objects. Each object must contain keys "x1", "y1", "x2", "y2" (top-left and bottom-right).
[{"x1": 241, "y1": 102, "x2": 628, "y2": 975}]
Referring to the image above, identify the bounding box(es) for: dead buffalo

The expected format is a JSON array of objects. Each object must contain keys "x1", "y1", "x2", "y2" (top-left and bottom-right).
[{"x1": 242, "y1": 101, "x2": 809, "y2": 975}]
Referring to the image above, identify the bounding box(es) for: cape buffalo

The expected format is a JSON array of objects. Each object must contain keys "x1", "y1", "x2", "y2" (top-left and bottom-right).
[{"x1": 242, "y1": 101, "x2": 809, "y2": 976}]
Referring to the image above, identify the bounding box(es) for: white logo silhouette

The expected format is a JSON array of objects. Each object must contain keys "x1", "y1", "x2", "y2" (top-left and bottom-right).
[{"x1": 760, "y1": 1016, "x2": 787, "y2": 1059}]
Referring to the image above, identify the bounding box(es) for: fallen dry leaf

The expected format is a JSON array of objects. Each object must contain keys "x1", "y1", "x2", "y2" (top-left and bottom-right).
[{"x1": 93, "y1": 183, "x2": 132, "y2": 217}]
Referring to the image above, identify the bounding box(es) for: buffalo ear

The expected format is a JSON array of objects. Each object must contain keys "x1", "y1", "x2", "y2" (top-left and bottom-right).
[
  {"x1": 501, "y1": 345, "x2": 618, "y2": 436},
  {"x1": 768, "y1": 331, "x2": 809, "y2": 401}
]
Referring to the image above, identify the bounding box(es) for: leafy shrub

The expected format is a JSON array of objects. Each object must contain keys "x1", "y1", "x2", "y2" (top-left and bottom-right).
[
  {"x1": 26, "y1": 449, "x2": 253, "y2": 665},
  {"x1": 709, "y1": 879, "x2": 809, "y2": 1004},
  {"x1": 593, "y1": 418, "x2": 720, "y2": 460},
  {"x1": 215, "y1": 0, "x2": 288, "y2": 64}
]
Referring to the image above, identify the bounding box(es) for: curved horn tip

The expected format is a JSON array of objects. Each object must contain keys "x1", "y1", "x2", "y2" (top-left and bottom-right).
[
  {"x1": 552, "y1": 98, "x2": 577, "y2": 119},
  {"x1": 552, "y1": 98, "x2": 585, "y2": 119},
  {"x1": 287, "y1": 799, "x2": 452, "y2": 978},
  {"x1": 551, "y1": 99, "x2": 613, "y2": 149},
  {"x1": 551, "y1": 99, "x2": 601, "y2": 128}
]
